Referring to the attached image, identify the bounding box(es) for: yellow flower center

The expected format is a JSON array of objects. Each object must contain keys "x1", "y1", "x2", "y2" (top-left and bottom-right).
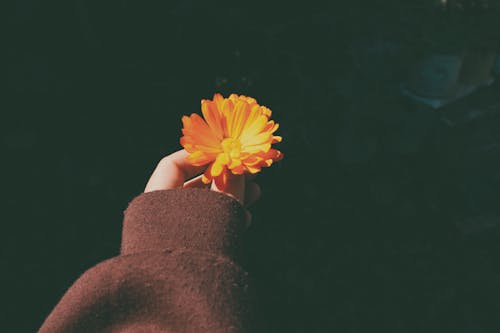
[{"x1": 221, "y1": 138, "x2": 242, "y2": 159}]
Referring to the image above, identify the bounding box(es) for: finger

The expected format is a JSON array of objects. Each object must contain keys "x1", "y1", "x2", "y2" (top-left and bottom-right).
[
  {"x1": 211, "y1": 173, "x2": 245, "y2": 205},
  {"x1": 244, "y1": 181, "x2": 261, "y2": 208},
  {"x1": 145, "y1": 149, "x2": 206, "y2": 192}
]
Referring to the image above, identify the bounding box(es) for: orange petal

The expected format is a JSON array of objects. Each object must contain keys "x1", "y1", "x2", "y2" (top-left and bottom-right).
[
  {"x1": 211, "y1": 153, "x2": 229, "y2": 177},
  {"x1": 182, "y1": 115, "x2": 221, "y2": 151},
  {"x1": 228, "y1": 158, "x2": 242, "y2": 169},
  {"x1": 260, "y1": 106, "x2": 272, "y2": 118},
  {"x1": 179, "y1": 136, "x2": 195, "y2": 152},
  {"x1": 181, "y1": 136, "x2": 221, "y2": 154},
  {"x1": 243, "y1": 132, "x2": 272, "y2": 146},
  {"x1": 242, "y1": 156, "x2": 264, "y2": 166},
  {"x1": 213, "y1": 169, "x2": 230, "y2": 189},
  {"x1": 187, "y1": 151, "x2": 215, "y2": 166},
  {"x1": 201, "y1": 100, "x2": 224, "y2": 140},
  {"x1": 264, "y1": 148, "x2": 284, "y2": 161},
  {"x1": 210, "y1": 163, "x2": 222, "y2": 177},
  {"x1": 189, "y1": 114, "x2": 221, "y2": 147},
  {"x1": 245, "y1": 104, "x2": 262, "y2": 127},
  {"x1": 202, "y1": 164, "x2": 214, "y2": 184},
  {"x1": 220, "y1": 99, "x2": 234, "y2": 137},
  {"x1": 230, "y1": 164, "x2": 245, "y2": 174},
  {"x1": 246, "y1": 164, "x2": 262, "y2": 174},
  {"x1": 239, "y1": 115, "x2": 269, "y2": 145},
  {"x1": 272, "y1": 136, "x2": 282, "y2": 143},
  {"x1": 263, "y1": 120, "x2": 280, "y2": 134},
  {"x1": 228, "y1": 94, "x2": 239, "y2": 103},
  {"x1": 252, "y1": 149, "x2": 283, "y2": 164},
  {"x1": 213, "y1": 94, "x2": 225, "y2": 117},
  {"x1": 242, "y1": 142, "x2": 271, "y2": 154},
  {"x1": 228, "y1": 100, "x2": 251, "y2": 139},
  {"x1": 202, "y1": 174, "x2": 211, "y2": 184},
  {"x1": 244, "y1": 96, "x2": 257, "y2": 104},
  {"x1": 263, "y1": 159, "x2": 273, "y2": 167}
]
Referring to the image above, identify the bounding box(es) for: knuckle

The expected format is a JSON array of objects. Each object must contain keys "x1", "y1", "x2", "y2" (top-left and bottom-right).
[{"x1": 158, "y1": 156, "x2": 173, "y2": 168}]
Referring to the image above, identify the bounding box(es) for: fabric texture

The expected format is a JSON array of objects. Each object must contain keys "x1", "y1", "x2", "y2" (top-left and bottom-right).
[{"x1": 38, "y1": 188, "x2": 256, "y2": 333}]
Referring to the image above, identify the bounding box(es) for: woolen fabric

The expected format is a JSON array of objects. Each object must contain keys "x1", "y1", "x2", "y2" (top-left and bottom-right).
[{"x1": 38, "y1": 188, "x2": 256, "y2": 333}]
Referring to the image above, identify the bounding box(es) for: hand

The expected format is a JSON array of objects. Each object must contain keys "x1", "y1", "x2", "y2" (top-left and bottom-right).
[{"x1": 144, "y1": 149, "x2": 261, "y2": 226}]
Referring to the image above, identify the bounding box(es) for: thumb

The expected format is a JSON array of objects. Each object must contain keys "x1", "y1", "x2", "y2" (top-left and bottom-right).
[{"x1": 211, "y1": 172, "x2": 245, "y2": 205}]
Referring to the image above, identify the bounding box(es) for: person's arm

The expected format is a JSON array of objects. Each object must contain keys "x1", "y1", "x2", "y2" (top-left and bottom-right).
[{"x1": 38, "y1": 150, "x2": 261, "y2": 332}]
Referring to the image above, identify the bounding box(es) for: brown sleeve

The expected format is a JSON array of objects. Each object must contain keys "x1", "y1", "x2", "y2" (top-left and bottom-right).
[
  {"x1": 121, "y1": 188, "x2": 247, "y2": 258},
  {"x1": 38, "y1": 188, "x2": 257, "y2": 333}
]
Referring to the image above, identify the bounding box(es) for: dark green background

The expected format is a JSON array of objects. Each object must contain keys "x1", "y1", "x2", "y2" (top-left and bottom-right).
[{"x1": 4, "y1": 1, "x2": 500, "y2": 332}]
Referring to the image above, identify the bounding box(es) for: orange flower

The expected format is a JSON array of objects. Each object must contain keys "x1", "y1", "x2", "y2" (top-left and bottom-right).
[{"x1": 180, "y1": 93, "x2": 283, "y2": 188}]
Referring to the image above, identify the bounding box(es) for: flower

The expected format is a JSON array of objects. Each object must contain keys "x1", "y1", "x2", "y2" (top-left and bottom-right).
[{"x1": 180, "y1": 93, "x2": 283, "y2": 188}]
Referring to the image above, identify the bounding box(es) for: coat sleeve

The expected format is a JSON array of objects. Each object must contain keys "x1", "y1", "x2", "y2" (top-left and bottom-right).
[{"x1": 38, "y1": 188, "x2": 257, "y2": 333}]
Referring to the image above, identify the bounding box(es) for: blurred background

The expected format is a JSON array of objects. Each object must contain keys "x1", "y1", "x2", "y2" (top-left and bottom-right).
[{"x1": 3, "y1": 0, "x2": 500, "y2": 331}]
